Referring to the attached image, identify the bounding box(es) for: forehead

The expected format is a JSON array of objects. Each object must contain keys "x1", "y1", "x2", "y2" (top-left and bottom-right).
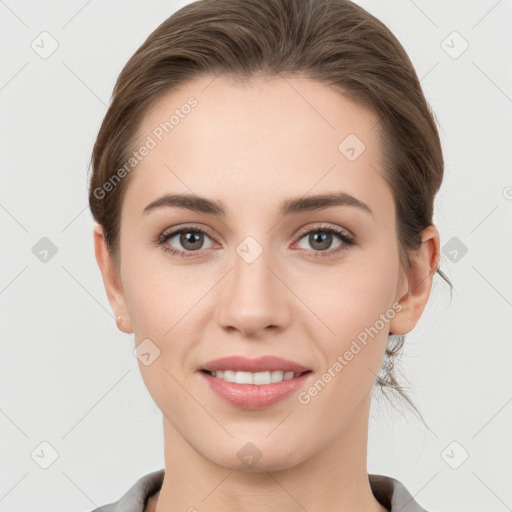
[{"x1": 122, "y1": 74, "x2": 391, "y2": 221}]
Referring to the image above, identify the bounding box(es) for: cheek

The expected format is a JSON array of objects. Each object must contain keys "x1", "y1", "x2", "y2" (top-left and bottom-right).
[
  {"x1": 297, "y1": 271, "x2": 397, "y2": 427},
  {"x1": 304, "y1": 257, "x2": 398, "y2": 341},
  {"x1": 121, "y1": 253, "x2": 203, "y2": 414},
  {"x1": 121, "y1": 245, "x2": 200, "y2": 334},
  {"x1": 299, "y1": 247, "x2": 399, "y2": 392},
  {"x1": 121, "y1": 249, "x2": 212, "y2": 384}
]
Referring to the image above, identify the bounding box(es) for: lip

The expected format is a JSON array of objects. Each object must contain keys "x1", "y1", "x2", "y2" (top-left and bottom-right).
[
  {"x1": 198, "y1": 370, "x2": 313, "y2": 410},
  {"x1": 200, "y1": 355, "x2": 311, "y2": 373}
]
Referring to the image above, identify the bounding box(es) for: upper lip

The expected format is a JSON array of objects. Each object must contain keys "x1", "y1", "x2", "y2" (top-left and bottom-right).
[{"x1": 200, "y1": 355, "x2": 311, "y2": 373}]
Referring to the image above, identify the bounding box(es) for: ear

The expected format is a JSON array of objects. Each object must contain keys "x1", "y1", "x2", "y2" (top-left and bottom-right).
[
  {"x1": 389, "y1": 225, "x2": 440, "y2": 336},
  {"x1": 93, "y1": 223, "x2": 133, "y2": 334}
]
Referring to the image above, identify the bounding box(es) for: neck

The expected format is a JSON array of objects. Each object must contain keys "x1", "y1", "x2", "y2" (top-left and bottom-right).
[{"x1": 152, "y1": 395, "x2": 388, "y2": 512}]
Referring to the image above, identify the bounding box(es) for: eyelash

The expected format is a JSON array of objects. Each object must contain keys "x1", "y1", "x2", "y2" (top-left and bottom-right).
[{"x1": 153, "y1": 224, "x2": 356, "y2": 259}]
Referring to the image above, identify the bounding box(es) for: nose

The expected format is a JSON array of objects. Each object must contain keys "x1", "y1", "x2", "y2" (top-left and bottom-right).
[{"x1": 215, "y1": 241, "x2": 291, "y2": 338}]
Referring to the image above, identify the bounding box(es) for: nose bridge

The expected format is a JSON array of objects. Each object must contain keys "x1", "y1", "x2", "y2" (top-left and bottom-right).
[
  {"x1": 233, "y1": 236, "x2": 274, "y2": 296},
  {"x1": 216, "y1": 233, "x2": 289, "y2": 335}
]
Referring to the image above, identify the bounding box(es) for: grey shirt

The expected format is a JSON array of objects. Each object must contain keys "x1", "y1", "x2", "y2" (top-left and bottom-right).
[{"x1": 91, "y1": 469, "x2": 428, "y2": 512}]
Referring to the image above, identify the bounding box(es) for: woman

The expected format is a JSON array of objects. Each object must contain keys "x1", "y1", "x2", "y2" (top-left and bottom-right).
[{"x1": 89, "y1": 0, "x2": 452, "y2": 510}]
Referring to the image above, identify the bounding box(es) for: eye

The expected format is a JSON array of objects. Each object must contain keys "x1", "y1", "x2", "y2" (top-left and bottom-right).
[
  {"x1": 153, "y1": 224, "x2": 356, "y2": 259},
  {"x1": 294, "y1": 225, "x2": 355, "y2": 258},
  {"x1": 154, "y1": 226, "x2": 216, "y2": 258}
]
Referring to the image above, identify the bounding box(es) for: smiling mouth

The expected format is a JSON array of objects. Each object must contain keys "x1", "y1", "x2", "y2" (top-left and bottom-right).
[{"x1": 201, "y1": 369, "x2": 312, "y2": 385}]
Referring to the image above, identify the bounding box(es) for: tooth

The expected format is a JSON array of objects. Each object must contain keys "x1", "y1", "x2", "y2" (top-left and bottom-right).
[
  {"x1": 235, "y1": 371, "x2": 254, "y2": 384},
  {"x1": 223, "y1": 370, "x2": 236, "y2": 382},
  {"x1": 209, "y1": 369, "x2": 303, "y2": 384},
  {"x1": 270, "y1": 370, "x2": 284, "y2": 383},
  {"x1": 253, "y1": 371, "x2": 271, "y2": 385}
]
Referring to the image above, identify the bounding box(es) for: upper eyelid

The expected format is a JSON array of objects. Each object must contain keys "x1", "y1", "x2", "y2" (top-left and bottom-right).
[
  {"x1": 295, "y1": 223, "x2": 351, "y2": 237},
  {"x1": 162, "y1": 224, "x2": 218, "y2": 242}
]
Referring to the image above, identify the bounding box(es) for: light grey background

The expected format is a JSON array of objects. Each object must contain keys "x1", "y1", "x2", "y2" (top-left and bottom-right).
[{"x1": 1, "y1": 1, "x2": 511, "y2": 511}]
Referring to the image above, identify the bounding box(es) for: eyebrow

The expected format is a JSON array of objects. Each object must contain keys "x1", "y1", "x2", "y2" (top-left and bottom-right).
[{"x1": 142, "y1": 191, "x2": 373, "y2": 218}]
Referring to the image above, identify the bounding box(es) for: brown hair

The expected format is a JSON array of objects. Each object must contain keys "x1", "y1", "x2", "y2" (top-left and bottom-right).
[{"x1": 88, "y1": 0, "x2": 453, "y2": 423}]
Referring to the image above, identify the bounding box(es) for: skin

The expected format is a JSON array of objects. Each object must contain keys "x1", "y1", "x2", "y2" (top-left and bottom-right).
[{"x1": 94, "y1": 75, "x2": 440, "y2": 512}]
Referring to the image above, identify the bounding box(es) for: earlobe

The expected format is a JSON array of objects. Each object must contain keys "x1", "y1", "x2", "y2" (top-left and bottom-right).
[
  {"x1": 389, "y1": 225, "x2": 440, "y2": 336},
  {"x1": 93, "y1": 223, "x2": 133, "y2": 334}
]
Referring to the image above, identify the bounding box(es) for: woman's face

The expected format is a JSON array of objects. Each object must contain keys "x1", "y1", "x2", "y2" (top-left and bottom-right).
[{"x1": 99, "y1": 75, "x2": 417, "y2": 471}]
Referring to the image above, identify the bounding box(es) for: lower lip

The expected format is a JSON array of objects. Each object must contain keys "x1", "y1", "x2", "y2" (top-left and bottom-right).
[{"x1": 199, "y1": 370, "x2": 312, "y2": 410}]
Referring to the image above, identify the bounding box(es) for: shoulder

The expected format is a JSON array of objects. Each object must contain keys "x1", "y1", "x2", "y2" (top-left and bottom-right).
[
  {"x1": 369, "y1": 473, "x2": 430, "y2": 512},
  {"x1": 89, "y1": 469, "x2": 164, "y2": 512}
]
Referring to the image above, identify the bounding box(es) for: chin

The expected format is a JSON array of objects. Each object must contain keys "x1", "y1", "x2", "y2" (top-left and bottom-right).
[{"x1": 204, "y1": 439, "x2": 308, "y2": 473}]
